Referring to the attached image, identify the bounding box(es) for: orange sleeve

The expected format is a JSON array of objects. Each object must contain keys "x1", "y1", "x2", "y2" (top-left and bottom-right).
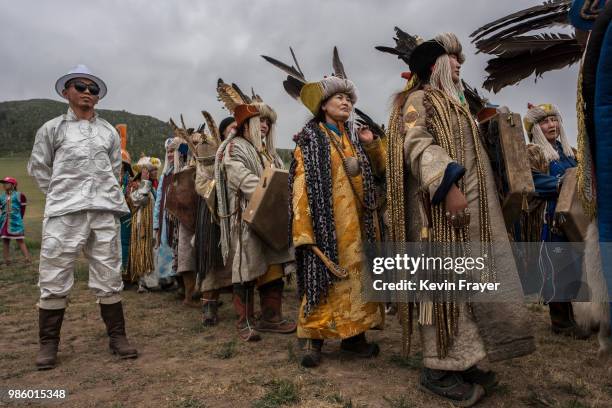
[
  {"x1": 292, "y1": 147, "x2": 316, "y2": 247},
  {"x1": 362, "y1": 137, "x2": 386, "y2": 176}
]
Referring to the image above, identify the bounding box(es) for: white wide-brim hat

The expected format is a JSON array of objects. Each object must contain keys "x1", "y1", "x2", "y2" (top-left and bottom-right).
[{"x1": 55, "y1": 64, "x2": 107, "y2": 99}]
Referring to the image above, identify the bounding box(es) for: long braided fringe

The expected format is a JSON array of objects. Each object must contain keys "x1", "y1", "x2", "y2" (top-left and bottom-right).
[
  {"x1": 576, "y1": 67, "x2": 597, "y2": 220},
  {"x1": 127, "y1": 199, "x2": 155, "y2": 282},
  {"x1": 424, "y1": 89, "x2": 494, "y2": 358},
  {"x1": 386, "y1": 101, "x2": 415, "y2": 357},
  {"x1": 195, "y1": 196, "x2": 223, "y2": 284}
]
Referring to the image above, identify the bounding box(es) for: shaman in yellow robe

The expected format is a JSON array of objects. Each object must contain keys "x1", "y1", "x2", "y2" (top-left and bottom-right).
[{"x1": 292, "y1": 124, "x2": 386, "y2": 339}]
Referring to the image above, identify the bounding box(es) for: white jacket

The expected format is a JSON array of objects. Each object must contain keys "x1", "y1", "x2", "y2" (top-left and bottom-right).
[{"x1": 28, "y1": 108, "x2": 129, "y2": 217}]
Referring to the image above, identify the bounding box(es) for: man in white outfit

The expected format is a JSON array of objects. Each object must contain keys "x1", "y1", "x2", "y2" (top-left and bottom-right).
[{"x1": 28, "y1": 64, "x2": 138, "y2": 370}]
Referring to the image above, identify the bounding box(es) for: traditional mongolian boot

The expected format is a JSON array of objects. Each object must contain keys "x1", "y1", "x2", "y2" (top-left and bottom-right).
[
  {"x1": 99, "y1": 302, "x2": 138, "y2": 359},
  {"x1": 420, "y1": 368, "x2": 485, "y2": 407},
  {"x1": 256, "y1": 279, "x2": 296, "y2": 334},
  {"x1": 549, "y1": 302, "x2": 590, "y2": 339},
  {"x1": 233, "y1": 283, "x2": 261, "y2": 342},
  {"x1": 182, "y1": 271, "x2": 200, "y2": 308},
  {"x1": 175, "y1": 275, "x2": 185, "y2": 300},
  {"x1": 36, "y1": 308, "x2": 65, "y2": 370},
  {"x1": 461, "y1": 366, "x2": 498, "y2": 395},
  {"x1": 202, "y1": 290, "x2": 220, "y2": 327},
  {"x1": 300, "y1": 339, "x2": 324, "y2": 368},
  {"x1": 340, "y1": 332, "x2": 380, "y2": 358}
]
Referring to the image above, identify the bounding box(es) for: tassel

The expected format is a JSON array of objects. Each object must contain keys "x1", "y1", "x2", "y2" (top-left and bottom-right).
[
  {"x1": 399, "y1": 303, "x2": 413, "y2": 357},
  {"x1": 522, "y1": 190, "x2": 529, "y2": 212},
  {"x1": 418, "y1": 301, "x2": 433, "y2": 325}
]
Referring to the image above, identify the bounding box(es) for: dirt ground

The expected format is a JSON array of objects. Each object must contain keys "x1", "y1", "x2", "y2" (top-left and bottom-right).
[{"x1": 1, "y1": 255, "x2": 612, "y2": 408}]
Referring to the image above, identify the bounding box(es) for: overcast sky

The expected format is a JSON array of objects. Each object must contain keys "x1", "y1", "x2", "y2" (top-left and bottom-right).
[{"x1": 0, "y1": 0, "x2": 580, "y2": 149}]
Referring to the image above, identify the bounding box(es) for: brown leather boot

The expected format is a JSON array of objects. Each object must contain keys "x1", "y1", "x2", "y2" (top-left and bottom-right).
[
  {"x1": 36, "y1": 308, "x2": 65, "y2": 370},
  {"x1": 340, "y1": 332, "x2": 380, "y2": 358},
  {"x1": 99, "y1": 302, "x2": 138, "y2": 359},
  {"x1": 233, "y1": 283, "x2": 260, "y2": 342},
  {"x1": 549, "y1": 302, "x2": 591, "y2": 340},
  {"x1": 202, "y1": 290, "x2": 220, "y2": 327},
  {"x1": 256, "y1": 279, "x2": 296, "y2": 334},
  {"x1": 420, "y1": 368, "x2": 485, "y2": 407},
  {"x1": 182, "y1": 272, "x2": 200, "y2": 308},
  {"x1": 300, "y1": 339, "x2": 323, "y2": 368}
]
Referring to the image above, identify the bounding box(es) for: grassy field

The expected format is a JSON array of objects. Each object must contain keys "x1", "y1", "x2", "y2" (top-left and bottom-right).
[
  {"x1": 1, "y1": 157, "x2": 612, "y2": 407},
  {"x1": 2, "y1": 262, "x2": 612, "y2": 407}
]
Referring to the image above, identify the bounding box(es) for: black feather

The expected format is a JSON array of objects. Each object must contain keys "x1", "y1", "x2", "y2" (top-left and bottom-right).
[
  {"x1": 283, "y1": 76, "x2": 304, "y2": 100},
  {"x1": 478, "y1": 32, "x2": 577, "y2": 57},
  {"x1": 482, "y1": 42, "x2": 582, "y2": 93},
  {"x1": 471, "y1": 0, "x2": 571, "y2": 42},
  {"x1": 355, "y1": 108, "x2": 385, "y2": 138},
  {"x1": 474, "y1": 12, "x2": 571, "y2": 54},
  {"x1": 261, "y1": 54, "x2": 306, "y2": 82},
  {"x1": 263, "y1": 49, "x2": 308, "y2": 100},
  {"x1": 374, "y1": 46, "x2": 404, "y2": 56},
  {"x1": 470, "y1": 1, "x2": 581, "y2": 92},
  {"x1": 290, "y1": 47, "x2": 305, "y2": 78},
  {"x1": 332, "y1": 46, "x2": 347, "y2": 79},
  {"x1": 375, "y1": 26, "x2": 420, "y2": 65}
]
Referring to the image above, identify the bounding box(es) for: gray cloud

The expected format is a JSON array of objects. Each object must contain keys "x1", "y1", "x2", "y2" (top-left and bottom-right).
[{"x1": 0, "y1": 0, "x2": 579, "y2": 148}]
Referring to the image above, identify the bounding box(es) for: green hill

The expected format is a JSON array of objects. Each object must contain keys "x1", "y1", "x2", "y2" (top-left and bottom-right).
[
  {"x1": 0, "y1": 99, "x2": 294, "y2": 164},
  {"x1": 0, "y1": 99, "x2": 172, "y2": 158}
]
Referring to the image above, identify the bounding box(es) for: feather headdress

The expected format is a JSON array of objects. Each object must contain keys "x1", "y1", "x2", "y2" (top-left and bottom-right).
[
  {"x1": 216, "y1": 78, "x2": 253, "y2": 113},
  {"x1": 216, "y1": 77, "x2": 281, "y2": 164},
  {"x1": 470, "y1": 0, "x2": 583, "y2": 93},
  {"x1": 263, "y1": 46, "x2": 385, "y2": 136},
  {"x1": 201, "y1": 110, "x2": 222, "y2": 146},
  {"x1": 376, "y1": 28, "x2": 487, "y2": 116}
]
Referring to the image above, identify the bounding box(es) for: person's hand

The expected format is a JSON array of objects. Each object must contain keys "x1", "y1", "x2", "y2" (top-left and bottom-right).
[
  {"x1": 141, "y1": 167, "x2": 150, "y2": 181},
  {"x1": 154, "y1": 228, "x2": 160, "y2": 248},
  {"x1": 358, "y1": 126, "x2": 375, "y2": 144},
  {"x1": 444, "y1": 185, "x2": 469, "y2": 228}
]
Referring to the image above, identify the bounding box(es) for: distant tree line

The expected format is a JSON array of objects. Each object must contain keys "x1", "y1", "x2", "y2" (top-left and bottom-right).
[{"x1": 0, "y1": 98, "x2": 294, "y2": 165}]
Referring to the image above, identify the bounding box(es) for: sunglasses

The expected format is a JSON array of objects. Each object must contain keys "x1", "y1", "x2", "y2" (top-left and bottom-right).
[{"x1": 68, "y1": 80, "x2": 100, "y2": 96}]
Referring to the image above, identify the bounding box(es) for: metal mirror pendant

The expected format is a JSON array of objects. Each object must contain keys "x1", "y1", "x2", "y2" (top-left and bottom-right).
[{"x1": 344, "y1": 157, "x2": 361, "y2": 177}]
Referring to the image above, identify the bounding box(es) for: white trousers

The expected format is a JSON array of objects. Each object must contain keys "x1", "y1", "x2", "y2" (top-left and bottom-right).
[{"x1": 38, "y1": 211, "x2": 123, "y2": 309}]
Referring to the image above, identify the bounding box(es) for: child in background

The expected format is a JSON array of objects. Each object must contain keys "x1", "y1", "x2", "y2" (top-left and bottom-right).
[{"x1": 0, "y1": 177, "x2": 32, "y2": 265}]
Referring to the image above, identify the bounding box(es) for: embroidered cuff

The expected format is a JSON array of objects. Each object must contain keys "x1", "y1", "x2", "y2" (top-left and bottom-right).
[
  {"x1": 532, "y1": 171, "x2": 560, "y2": 198},
  {"x1": 431, "y1": 162, "x2": 466, "y2": 205}
]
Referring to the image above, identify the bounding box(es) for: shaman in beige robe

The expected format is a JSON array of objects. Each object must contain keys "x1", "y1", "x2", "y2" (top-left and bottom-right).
[
  {"x1": 220, "y1": 136, "x2": 293, "y2": 283},
  {"x1": 402, "y1": 88, "x2": 535, "y2": 370}
]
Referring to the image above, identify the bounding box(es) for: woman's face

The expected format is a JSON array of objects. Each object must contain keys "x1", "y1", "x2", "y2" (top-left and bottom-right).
[
  {"x1": 449, "y1": 54, "x2": 461, "y2": 84},
  {"x1": 2, "y1": 183, "x2": 11, "y2": 192},
  {"x1": 260, "y1": 118, "x2": 270, "y2": 138},
  {"x1": 167, "y1": 148, "x2": 175, "y2": 163},
  {"x1": 538, "y1": 116, "x2": 559, "y2": 143},
  {"x1": 322, "y1": 93, "x2": 353, "y2": 123}
]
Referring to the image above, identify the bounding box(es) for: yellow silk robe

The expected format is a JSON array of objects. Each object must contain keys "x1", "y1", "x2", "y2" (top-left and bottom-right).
[{"x1": 292, "y1": 125, "x2": 386, "y2": 339}]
